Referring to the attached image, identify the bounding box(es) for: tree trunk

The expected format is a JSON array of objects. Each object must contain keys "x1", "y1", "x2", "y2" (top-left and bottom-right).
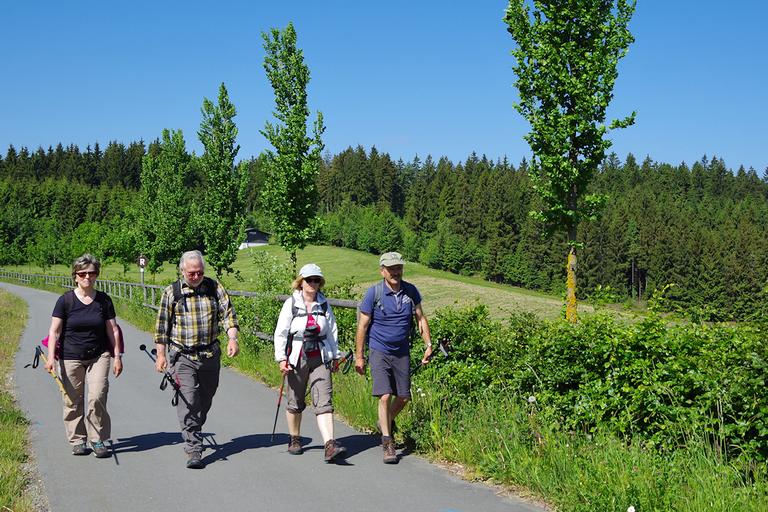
[
  {"x1": 565, "y1": 245, "x2": 577, "y2": 323},
  {"x1": 565, "y1": 179, "x2": 578, "y2": 324},
  {"x1": 290, "y1": 250, "x2": 297, "y2": 276}
]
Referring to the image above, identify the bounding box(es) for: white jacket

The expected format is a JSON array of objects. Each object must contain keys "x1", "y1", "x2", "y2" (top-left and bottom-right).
[{"x1": 273, "y1": 290, "x2": 340, "y2": 367}]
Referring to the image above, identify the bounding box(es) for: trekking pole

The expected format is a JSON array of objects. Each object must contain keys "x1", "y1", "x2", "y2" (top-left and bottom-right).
[
  {"x1": 410, "y1": 338, "x2": 450, "y2": 376},
  {"x1": 139, "y1": 344, "x2": 182, "y2": 406},
  {"x1": 331, "y1": 349, "x2": 354, "y2": 374},
  {"x1": 270, "y1": 372, "x2": 287, "y2": 443},
  {"x1": 27, "y1": 346, "x2": 72, "y2": 406}
]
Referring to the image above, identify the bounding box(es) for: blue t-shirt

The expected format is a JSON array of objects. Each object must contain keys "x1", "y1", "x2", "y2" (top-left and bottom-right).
[{"x1": 360, "y1": 280, "x2": 421, "y2": 355}]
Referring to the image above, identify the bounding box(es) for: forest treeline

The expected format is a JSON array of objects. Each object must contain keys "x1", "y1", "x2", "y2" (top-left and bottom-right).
[{"x1": 1, "y1": 142, "x2": 766, "y2": 321}]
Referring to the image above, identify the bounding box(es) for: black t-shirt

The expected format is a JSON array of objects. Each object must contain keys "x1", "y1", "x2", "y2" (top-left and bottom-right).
[{"x1": 52, "y1": 291, "x2": 116, "y2": 360}]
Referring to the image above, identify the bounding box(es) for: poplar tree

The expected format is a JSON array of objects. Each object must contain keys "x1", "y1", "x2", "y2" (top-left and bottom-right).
[
  {"x1": 198, "y1": 82, "x2": 247, "y2": 277},
  {"x1": 260, "y1": 22, "x2": 325, "y2": 272},
  {"x1": 136, "y1": 129, "x2": 193, "y2": 273},
  {"x1": 504, "y1": 0, "x2": 636, "y2": 322}
]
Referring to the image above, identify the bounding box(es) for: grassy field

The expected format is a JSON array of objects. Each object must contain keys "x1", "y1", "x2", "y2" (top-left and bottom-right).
[
  {"x1": 0, "y1": 289, "x2": 33, "y2": 512},
  {"x1": 3, "y1": 245, "x2": 619, "y2": 321}
]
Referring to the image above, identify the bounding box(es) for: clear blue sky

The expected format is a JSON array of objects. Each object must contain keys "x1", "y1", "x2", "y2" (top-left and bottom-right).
[{"x1": 1, "y1": 1, "x2": 765, "y2": 172}]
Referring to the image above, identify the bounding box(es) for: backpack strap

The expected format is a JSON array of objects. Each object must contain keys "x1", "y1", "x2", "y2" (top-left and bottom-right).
[
  {"x1": 168, "y1": 277, "x2": 220, "y2": 338},
  {"x1": 291, "y1": 294, "x2": 328, "y2": 318}
]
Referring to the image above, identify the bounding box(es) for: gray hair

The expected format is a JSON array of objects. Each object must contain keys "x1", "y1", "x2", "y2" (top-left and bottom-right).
[
  {"x1": 71, "y1": 253, "x2": 101, "y2": 277},
  {"x1": 179, "y1": 250, "x2": 206, "y2": 272}
]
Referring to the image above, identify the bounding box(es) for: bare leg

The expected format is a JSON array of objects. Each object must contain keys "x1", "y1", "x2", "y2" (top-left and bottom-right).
[
  {"x1": 316, "y1": 412, "x2": 334, "y2": 443},
  {"x1": 378, "y1": 394, "x2": 392, "y2": 437},
  {"x1": 286, "y1": 411, "x2": 302, "y2": 436},
  {"x1": 390, "y1": 396, "x2": 409, "y2": 421}
]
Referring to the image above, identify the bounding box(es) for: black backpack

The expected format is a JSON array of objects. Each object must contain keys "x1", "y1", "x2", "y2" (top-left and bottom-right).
[{"x1": 167, "y1": 277, "x2": 220, "y2": 336}]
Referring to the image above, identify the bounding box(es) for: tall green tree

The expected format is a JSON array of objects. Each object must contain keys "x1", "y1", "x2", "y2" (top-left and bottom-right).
[
  {"x1": 260, "y1": 22, "x2": 325, "y2": 272},
  {"x1": 136, "y1": 129, "x2": 194, "y2": 273},
  {"x1": 504, "y1": 0, "x2": 636, "y2": 322},
  {"x1": 198, "y1": 82, "x2": 248, "y2": 277}
]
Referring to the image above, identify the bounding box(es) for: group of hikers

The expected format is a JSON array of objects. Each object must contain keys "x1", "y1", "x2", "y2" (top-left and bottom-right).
[{"x1": 44, "y1": 249, "x2": 433, "y2": 468}]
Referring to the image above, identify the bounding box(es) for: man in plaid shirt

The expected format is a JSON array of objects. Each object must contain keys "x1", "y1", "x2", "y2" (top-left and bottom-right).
[{"x1": 154, "y1": 250, "x2": 239, "y2": 469}]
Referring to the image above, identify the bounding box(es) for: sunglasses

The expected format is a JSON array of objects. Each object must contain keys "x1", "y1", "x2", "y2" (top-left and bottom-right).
[
  {"x1": 185, "y1": 271, "x2": 204, "y2": 277},
  {"x1": 304, "y1": 277, "x2": 322, "y2": 284},
  {"x1": 75, "y1": 271, "x2": 98, "y2": 278}
]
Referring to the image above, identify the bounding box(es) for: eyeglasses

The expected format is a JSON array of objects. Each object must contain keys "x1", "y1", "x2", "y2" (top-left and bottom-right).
[
  {"x1": 304, "y1": 277, "x2": 322, "y2": 284},
  {"x1": 75, "y1": 271, "x2": 98, "y2": 278},
  {"x1": 185, "y1": 271, "x2": 204, "y2": 277}
]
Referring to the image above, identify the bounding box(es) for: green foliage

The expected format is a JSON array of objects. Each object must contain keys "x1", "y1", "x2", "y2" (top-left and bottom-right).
[
  {"x1": 260, "y1": 22, "x2": 325, "y2": 271},
  {"x1": 197, "y1": 83, "x2": 248, "y2": 277},
  {"x1": 504, "y1": 0, "x2": 636, "y2": 236},
  {"x1": 420, "y1": 308, "x2": 768, "y2": 462},
  {"x1": 136, "y1": 129, "x2": 195, "y2": 272}
]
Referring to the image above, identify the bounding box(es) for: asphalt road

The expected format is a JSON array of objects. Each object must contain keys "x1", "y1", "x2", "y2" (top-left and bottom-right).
[{"x1": 5, "y1": 282, "x2": 545, "y2": 512}]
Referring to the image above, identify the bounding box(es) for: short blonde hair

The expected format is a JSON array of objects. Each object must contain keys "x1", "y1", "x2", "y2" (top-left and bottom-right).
[
  {"x1": 71, "y1": 254, "x2": 101, "y2": 278},
  {"x1": 291, "y1": 275, "x2": 326, "y2": 291}
]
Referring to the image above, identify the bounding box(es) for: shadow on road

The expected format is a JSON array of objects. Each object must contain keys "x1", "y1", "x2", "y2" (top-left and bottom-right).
[
  {"x1": 112, "y1": 431, "x2": 184, "y2": 453},
  {"x1": 202, "y1": 433, "x2": 286, "y2": 464},
  {"x1": 335, "y1": 433, "x2": 380, "y2": 458}
]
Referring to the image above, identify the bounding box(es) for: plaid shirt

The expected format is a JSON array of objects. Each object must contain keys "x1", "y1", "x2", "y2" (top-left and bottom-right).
[{"x1": 154, "y1": 279, "x2": 238, "y2": 353}]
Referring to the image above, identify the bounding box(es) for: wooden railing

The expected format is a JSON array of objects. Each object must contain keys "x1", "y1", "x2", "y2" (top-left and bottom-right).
[{"x1": 0, "y1": 270, "x2": 359, "y2": 342}]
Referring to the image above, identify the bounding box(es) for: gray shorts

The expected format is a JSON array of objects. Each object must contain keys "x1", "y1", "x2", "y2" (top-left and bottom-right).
[
  {"x1": 369, "y1": 349, "x2": 411, "y2": 398},
  {"x1": 286, "y1": 353, "x2": 333, "y2": 415}
]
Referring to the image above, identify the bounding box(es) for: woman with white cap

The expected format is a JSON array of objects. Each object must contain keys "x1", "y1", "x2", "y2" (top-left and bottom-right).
[{"x1": 273, "y1": 263, "x2": 346, "y2": 462}]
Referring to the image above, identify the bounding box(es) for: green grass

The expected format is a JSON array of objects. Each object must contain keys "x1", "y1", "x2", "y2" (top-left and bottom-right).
[
  {"x1": 3, "y1": 244, "x2": 636, "y2": 321},
  {"x1": 0, "y1": 289, "x2": 34, "y2": 512},
  {"x1": 1, "y1": 274, "x2": 763, "y2": 510}
]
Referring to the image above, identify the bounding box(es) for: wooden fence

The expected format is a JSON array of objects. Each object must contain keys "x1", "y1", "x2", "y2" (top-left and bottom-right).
[{"x1": 0, "y1": 270, "x2": 359, "y2": 342}]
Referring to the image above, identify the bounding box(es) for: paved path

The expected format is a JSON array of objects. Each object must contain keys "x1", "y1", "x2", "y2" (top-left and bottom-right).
[{"x1": 4, "y1": 282, "x2": 544, "y2": 512}]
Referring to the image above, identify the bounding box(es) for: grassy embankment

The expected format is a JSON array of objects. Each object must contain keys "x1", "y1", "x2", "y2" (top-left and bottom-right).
[
  {"x1": 0, "y1": 289, "x2": 33, "y2": 512},
  {"x1": 4, "y1": 244, "x2": 617, "y2": 321}
]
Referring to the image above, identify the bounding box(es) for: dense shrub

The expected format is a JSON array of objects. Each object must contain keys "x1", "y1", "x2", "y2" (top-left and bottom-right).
[{"x1": 420, "y1": 307, "x2": 768, "y2": 461}]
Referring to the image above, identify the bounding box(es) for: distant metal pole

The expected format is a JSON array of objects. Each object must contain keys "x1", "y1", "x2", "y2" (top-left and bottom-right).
[{"x1": 141, "y1": 268, "x2": 146, "y2": 302}]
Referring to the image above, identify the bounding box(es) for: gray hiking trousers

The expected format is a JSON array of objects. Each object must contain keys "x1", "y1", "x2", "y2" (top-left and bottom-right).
[{"x1": 170, "y1": 346, "x2": 221, "y2": 453}]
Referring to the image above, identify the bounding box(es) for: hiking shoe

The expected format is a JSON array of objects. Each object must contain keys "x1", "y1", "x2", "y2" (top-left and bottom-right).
[
  {"x1": 382, "y1": 437, "x2": 397, "y2": 464},
  {"x1": 288, "y1": 435, "x2": 303, "y2": 455},
  {"x1": 72, "y1": 442, "x2": 89, "y2": 456},
  {"x1": 324, "y1": 439, "x2": 347, "y2": 463},
  {"x1": 186, "y1": 451, "x2": 204, "y2": 469},
  {"x1": 91, "y1": 441, "x2": 110, "y2": 458}
]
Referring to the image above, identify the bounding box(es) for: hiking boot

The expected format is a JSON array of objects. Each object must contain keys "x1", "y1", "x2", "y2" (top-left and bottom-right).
[
  {"x1": 91, "y1": 441, "x2": 110, "y2": 458},
  {"x1": 288, "y1": 435, "x2": 303, "y2": 455},
  {"x1": 186, "y1": 451, "x2": 204, "y2": 469},
  {"x1": 382, "y1": 437, "x2": 397, "y2": 464},
  {"x1": 324, "y1": 439, "x2": 347, "y2": 463},
  {"x1": 72, "y1": 442, "x2": 89, "y2": 456}
]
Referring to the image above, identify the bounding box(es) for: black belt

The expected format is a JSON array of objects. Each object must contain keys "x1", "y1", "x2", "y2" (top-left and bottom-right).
[{"x1": 169, "y1": 340, "x2": 219, "y2": 354}]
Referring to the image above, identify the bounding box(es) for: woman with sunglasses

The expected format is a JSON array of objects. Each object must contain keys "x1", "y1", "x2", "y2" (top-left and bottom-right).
[
  {"x1": 273, "y1": 263, "x2": 346, "y2": 463},
  {"x1": 45, "y1": 254, "x2": 123, "y2": 458}
]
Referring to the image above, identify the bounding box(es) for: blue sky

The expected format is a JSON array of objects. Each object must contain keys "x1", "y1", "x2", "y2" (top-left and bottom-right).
[{"x1": 1, "y1": 1, "x2": 765, "y2": 171}]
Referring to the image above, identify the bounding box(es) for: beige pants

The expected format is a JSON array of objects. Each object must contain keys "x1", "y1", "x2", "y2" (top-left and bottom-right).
[{"x1": 59, "y1": 352, "x2": 112, "y2": 444}]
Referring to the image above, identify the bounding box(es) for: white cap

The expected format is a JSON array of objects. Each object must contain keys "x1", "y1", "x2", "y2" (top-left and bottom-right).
[{"x1": 299, "y1": 263, "x2": 323, "y2": 278}]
